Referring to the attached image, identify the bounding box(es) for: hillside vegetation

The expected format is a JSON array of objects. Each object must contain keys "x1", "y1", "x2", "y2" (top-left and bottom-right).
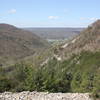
[{"x1": 0, "y1": 51, "x2": 99, "y2": 97}]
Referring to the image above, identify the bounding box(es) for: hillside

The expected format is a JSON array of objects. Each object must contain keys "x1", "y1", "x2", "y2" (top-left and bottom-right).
[
  {"x1": 28, "y1": 20, "x2": 99, "y2": 96},
  {"x1": 35, "y1": 20, "x2": 100, "y2": 95},
  {"x1": 53, "y1": 20, "x2": 100, "y2": 59},
  {"x1": 30, "y1": 20, "x2": 100, "y2": 96},
  {"x1": 0, "y1": 24, "x2": 49, "y2": 66}
]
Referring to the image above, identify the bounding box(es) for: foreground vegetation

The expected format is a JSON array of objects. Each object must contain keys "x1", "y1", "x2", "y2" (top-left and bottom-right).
[{"x1": 0, "y1": 51, "x2": 100, "y2": 98}]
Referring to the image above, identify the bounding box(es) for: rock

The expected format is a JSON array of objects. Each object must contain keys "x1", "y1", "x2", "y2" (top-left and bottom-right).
[{"x1": 0, "y1": 92, "x2": 93, "y2": 100}]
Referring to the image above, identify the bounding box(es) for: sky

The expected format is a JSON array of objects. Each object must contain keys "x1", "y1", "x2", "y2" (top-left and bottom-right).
[{"x1": 0, "y1": 0, "x2": 100, "y2": 27}]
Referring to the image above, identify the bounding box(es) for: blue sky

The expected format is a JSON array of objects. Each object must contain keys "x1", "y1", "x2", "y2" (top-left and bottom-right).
[{"x1": 0, "y1": 0, "x2": 100, "y2": 27}]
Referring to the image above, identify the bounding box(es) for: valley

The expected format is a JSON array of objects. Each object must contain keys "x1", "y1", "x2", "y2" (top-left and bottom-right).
[
  {"x1": 0, "y1": 0, "x2": 100, "y2": 100},
  {"x1": 0, "y1": 21, "x2": 100, "y2": 100}
]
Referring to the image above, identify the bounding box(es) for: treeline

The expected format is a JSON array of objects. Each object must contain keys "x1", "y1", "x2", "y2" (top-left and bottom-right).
[{"x1": 0, "y1": 51, "x2": 100, "y2": 98}]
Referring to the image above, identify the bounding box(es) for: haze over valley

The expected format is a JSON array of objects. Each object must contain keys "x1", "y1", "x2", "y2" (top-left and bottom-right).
[{"x1": 24, "y1": 28, "x2": 84, "y2": 41}]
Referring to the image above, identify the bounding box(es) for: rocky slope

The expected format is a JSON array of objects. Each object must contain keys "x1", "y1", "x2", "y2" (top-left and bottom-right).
[
  {"x1": 35, "y1": 20, "x2": 100, "y2": 95},
  {"x1": 53, "y1": 20, "x2": 100, "y2": 60}
]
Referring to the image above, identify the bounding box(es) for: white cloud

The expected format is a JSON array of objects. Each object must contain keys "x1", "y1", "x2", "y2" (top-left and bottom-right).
[
  {"x1": 89, "y1": 17, "x2": 97, "y2": 21},
  {"x1": 80, "y1": 17, "x2": 98, "y2": 21},
  {"x1": 48, "y1": 16, "x2": 59, "y2": 20},
  {"x1": 8, "y1": 9, "x2": 16, "y2": 14}
]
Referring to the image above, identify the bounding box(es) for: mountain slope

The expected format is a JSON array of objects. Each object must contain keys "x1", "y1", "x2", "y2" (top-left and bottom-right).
[
  {"x1": 33, "y1": 20, "x2": 100, "y2": 94},
  {"x1": 32, "y1": 20, "x2": 100, "y2": 95},
  {"x1": 0, "y1": 24, "x2": 50, "y2": 66},
  {"x1": 54, "y1": 20, "x2": 100, "y2": 59}
]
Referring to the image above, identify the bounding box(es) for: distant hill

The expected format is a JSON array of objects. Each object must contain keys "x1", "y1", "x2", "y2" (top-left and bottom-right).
[
  {"x1": 24, "y1": 28, "x2": 84, "y2": 40},
  {"x1": 0, "y1": 24, "x2": 50, "y2": 66}
]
